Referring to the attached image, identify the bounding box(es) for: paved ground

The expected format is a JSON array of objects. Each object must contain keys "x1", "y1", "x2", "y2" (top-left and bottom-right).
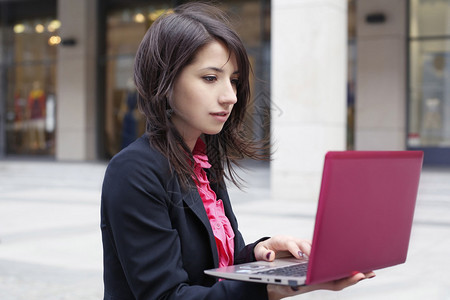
[{"x1": 0, "y1": 159, "x2": 449, "y2": 299}]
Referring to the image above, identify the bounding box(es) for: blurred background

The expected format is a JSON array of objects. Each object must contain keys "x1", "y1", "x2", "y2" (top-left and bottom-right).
[
  {"x1": 1, "y1": 0, "x2": 450, "y2": 164},
  {"x1": 0, "y1": 0, "x2": 450, "y2": 299}
]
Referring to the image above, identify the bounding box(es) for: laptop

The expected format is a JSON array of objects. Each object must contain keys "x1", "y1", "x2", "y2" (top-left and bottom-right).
[{"x1": 205, "y1": 151, "x2": 424, "y2": 287}]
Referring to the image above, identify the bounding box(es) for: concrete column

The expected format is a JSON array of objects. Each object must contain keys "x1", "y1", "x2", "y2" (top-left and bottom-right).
[
  {"x1": 56, "y1": 0, "x2": 97, "y2": 160},
  {"x1": 355, "y1": 0, "x2": 407, "y2": 150},
  {"x1": 0, "y1": 26, "x2": 5, "y2": 157},
  {"x1": 271, "y1": 0, "x2": 348, "y2": 201}
]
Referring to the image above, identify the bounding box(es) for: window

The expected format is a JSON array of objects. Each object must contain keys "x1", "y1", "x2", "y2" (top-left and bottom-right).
[
  {"x1": 408, "y1": 0, "x2": 450, "y2": 148},
  {"x1": 4, "y1": 17, "x2": 59, "y2": 155}
]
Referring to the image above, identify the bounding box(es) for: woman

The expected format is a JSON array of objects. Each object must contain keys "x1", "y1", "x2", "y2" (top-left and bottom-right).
[{"x1": 100, "y1": 3, "x2": 373, "y2": 299}]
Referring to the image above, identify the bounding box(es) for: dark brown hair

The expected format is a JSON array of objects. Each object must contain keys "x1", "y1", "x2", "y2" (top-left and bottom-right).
[{"x1": 134, "y1": 2, "x2": 269, "y2": 188}]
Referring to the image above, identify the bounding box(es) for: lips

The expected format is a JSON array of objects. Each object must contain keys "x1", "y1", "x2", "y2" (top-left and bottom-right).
[
  {"x1": 211, "y1": 112, "x2": 228, "y2": 116},
  {"x1": 210, "y1": 111, "x2": 230, "y2": 122}
]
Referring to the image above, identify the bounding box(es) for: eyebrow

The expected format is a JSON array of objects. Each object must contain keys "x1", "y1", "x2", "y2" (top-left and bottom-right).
[{"x1": 200, "y1": 67, "x2": 239, "y2": 75}]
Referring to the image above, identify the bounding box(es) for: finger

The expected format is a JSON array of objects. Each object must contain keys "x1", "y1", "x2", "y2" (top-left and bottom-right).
[
  {"x1": 254, "y1": 242, "x2": 275, "y2": 262},
  {"x1": 285, "y1": 239, "x2": 311, "y2": 259},
  {"x1": 284, "y1": 240, "x2": 303, "y2": 259},
  {"x1": 335, "y1": 272, "x2": 366, "y2": 290},
  {"x1": 254, "y1": 237, "x2": 312, "y2": 261},
  {"x1": 312, "y1": 272, "x2": 364, "y2": 292},
  {"x1": 299, "y1": 271, "x2": 371, "y2": 294},
  {"x1": 265, "y1": 250, "x2": 275, "y2": 261},
  {"x1": 298, "y1": 240, "x2": 312, "y2": 257},
  {"x1": 255, "y1": 237, "x2": 296, "y2": 261},
  {"x1": 259, "y1": 249, "x2": 275, "y2": 262}
]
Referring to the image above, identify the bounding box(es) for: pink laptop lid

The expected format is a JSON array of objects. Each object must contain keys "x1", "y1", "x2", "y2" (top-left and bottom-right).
[{"x1": 306, "y1": 151, "x2": 423, "y2": 285}]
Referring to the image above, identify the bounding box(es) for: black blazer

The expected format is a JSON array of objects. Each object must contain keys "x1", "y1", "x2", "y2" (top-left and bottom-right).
[{"x1": 101, "y1": 135, "x2": 268, "y2": 300}]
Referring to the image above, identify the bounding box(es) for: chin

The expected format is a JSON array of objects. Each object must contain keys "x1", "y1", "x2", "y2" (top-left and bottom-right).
[{"x1": 204, "y1": 127, "x2": 225, "y2": 135}]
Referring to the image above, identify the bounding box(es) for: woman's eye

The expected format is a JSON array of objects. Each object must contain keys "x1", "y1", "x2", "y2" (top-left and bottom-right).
[
  {"x1": 203, "y1": 76, "x2": 217, "y2": 82},
  {"x1": 231, "y1": 78, "x2": 239, "y2": 86}
]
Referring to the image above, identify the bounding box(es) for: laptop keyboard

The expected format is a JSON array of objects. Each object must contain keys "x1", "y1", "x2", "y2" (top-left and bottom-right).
[{"x1": 256, "y1": 263, "x2": 308, "y2": 277}]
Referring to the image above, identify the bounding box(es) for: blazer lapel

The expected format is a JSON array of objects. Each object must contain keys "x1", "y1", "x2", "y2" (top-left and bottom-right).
[{"x1": 182, "y1": 187, "x2": 219, "y2": 267}]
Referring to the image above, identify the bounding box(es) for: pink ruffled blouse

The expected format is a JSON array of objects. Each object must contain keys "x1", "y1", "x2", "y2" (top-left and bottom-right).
[{"x1": 192, "y1": 139, "x2": 235, "y2": 268}]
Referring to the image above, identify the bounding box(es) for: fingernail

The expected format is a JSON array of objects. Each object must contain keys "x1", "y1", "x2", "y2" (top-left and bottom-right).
[
  {"x1": 298, "y1": 251, "x2": 304, "y2": 258},
  {"x1": 266, "y1": 252, "x2": 271, "y2": 260}
]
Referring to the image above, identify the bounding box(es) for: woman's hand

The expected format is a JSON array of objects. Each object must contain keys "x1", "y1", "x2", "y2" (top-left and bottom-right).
[
  {"x1": 254, "y1": 235, "x2": 312, "y2": 261},
  {"x1": 254, "y1": 236, "x2": 376, "y2": 299},
  {"x1": 267, "y1": 271, "x2": 376, "y2": 300}
]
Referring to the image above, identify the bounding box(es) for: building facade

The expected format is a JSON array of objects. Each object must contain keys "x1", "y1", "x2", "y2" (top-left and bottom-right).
[
  {"x1": 0, "y1": 0, "x2": 271, "y2": 160},
  {"x1": 0, "y1": 0, "x2": 449, "y2": 200}
]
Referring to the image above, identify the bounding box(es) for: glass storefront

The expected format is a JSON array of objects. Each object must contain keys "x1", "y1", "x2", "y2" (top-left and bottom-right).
[
  {"x1": 103, "y1": 3, "x2": 163, "y2": 157},
  {"x1": 347, "y1": 0, "x2": 356, "y2": 150},
  {"x1": 2, "y1": 15, "x2": 59, "y2": 156},
  {"x1": 408, "y1": 0, "x2": 450, "y2": 163},
  {"x1": 103, "y1": 0, "x2": 271, "y2": 158}
]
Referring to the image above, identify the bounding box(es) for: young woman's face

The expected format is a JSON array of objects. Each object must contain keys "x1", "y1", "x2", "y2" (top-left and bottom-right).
[{"x1": 169, "y1": 40, "x2": 239, "y2": 150}]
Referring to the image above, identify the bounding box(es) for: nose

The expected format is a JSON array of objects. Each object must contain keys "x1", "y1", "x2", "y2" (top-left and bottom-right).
[{"x1": 218, "y1": 81, "x2": 238, "y2": 105}]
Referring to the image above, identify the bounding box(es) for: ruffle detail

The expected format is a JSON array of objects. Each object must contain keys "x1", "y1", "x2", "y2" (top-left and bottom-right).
[{"x1": 192, "y1": 139, "x2": 235, "y2": 268}]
